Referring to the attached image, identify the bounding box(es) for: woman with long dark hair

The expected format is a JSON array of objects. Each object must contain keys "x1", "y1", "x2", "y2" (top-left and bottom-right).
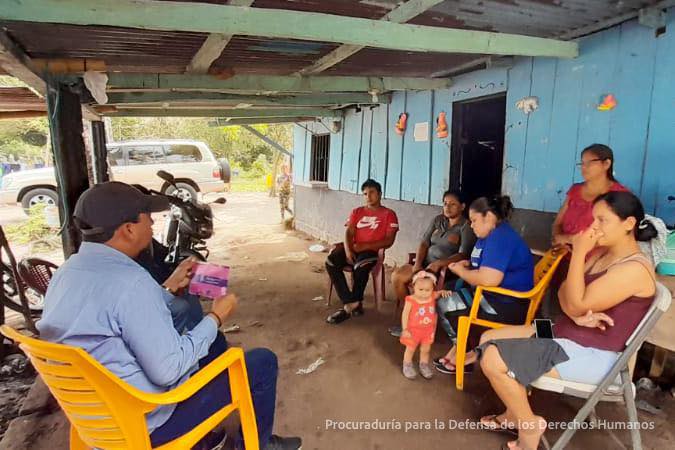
[
  {"x1": 434, "y1": 195, "x2": 534, "y2": 374},
  {"x1": 477, "y1": 191, "x2": 657, "y2": 450}
]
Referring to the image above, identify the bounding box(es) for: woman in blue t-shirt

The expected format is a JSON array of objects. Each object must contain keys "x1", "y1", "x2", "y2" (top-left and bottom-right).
[{"x1": 434, "y1": 195, "x2": 534, "y2": 375}]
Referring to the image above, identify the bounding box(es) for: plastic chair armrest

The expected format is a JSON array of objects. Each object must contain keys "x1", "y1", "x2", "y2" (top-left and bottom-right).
[
  {"x1": 132, "y1": 348, "x2": 245, "y2": 405},
  {"x1": 480, "y1": 285, "x2": 538, "y2": 299}
]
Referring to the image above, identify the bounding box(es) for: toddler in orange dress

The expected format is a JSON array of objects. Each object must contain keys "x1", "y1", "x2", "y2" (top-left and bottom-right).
[{"x1": 400, "y1": 271, "x2": 452, "y2": 379}]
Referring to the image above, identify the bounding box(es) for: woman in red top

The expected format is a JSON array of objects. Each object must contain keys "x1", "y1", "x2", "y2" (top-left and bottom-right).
[{"x1": 552, "y1": 144, "x2": 628, "y2": 250}]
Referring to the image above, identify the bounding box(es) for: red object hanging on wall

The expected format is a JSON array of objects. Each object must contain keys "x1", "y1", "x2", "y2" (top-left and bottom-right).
[
  {"x1": 436, "y1": 111, "x2": 448, "y2": 138},
  {"x1": 395, "y1": 112, "x2": 408, "y2": 136}
]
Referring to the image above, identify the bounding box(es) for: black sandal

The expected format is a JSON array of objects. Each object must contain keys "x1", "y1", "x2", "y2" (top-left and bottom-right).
[
  {"x1": 480, "y1": 414, "x2": 518, "y2": 436},
  {"x1": 351, "y1": 302, "x2": 364, "y2": 316},
  {"x1": 326, "y1": 309, "x2": 351, "y2": 324},
  {"x1": 434, "y1": 360, "x2": 474, "y2": 375}
]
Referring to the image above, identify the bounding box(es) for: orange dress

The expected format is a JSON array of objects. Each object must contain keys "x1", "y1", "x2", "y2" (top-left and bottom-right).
[{"x1": 400, "y1": 294, "x2": 438, "y2": 347}]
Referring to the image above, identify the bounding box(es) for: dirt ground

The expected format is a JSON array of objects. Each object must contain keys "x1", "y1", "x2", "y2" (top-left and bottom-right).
[{"x1": 1, "y1": 193, "x2": 674, "y2": 449}]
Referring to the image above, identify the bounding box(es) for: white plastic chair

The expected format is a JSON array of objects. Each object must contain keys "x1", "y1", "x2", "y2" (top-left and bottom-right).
[{"x1": 531, "y1": 282, "x2": 672, "y2": 450}]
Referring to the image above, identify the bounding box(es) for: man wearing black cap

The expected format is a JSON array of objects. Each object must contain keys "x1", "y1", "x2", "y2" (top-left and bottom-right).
[{"x1": 37, "y1": 182, "x2": 301, "y2": 450}]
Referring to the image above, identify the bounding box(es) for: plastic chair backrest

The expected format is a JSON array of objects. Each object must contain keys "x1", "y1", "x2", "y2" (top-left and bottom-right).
[
  {"x1": 526, "y1": 249, "x2": 566, "y2": 322},
  {"x1": 0, "y1": 325, "x2": 156, "y2": 449},
  {"x1": 533, "y1": 249, "x2": 565, "y2": 285},
  {"x1": 18, "y1": 258, "x2": 58, "y2": 296}
]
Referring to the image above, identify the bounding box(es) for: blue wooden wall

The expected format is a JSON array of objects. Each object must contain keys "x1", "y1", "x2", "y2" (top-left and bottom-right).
[{"x1": 294, "y1": 8, "x2": 675, "y2": 224}]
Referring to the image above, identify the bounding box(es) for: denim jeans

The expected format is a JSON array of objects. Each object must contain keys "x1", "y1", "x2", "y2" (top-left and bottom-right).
[
  {"x1": 150, "y1": 333, "x2": 278, "y2": 449},
  {"x1": 167, "y1": 294, "x2": 204, "y2": 333}
]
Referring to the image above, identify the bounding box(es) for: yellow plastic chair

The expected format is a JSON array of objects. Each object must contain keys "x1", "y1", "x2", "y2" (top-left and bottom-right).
[
  {"x1": 454, "y1": 248, "x2": 567, "y2": 390},
  {"x1": 0, "y1": 325, "x2": 259, "y2": 450}
]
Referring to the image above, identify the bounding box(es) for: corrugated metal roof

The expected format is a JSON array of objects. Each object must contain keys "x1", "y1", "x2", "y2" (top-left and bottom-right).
[
  {"x1": 0, "y1": 0, "x2": 667, "y2": 114},
  {"x1": 0, "y1": 0, "x2": 664, "y2": 78}
]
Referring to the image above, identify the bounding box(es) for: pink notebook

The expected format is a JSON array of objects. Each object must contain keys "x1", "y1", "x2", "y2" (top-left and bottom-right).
[{"x1": 188, "y1": 263, "x2": 230, "y2": 299}]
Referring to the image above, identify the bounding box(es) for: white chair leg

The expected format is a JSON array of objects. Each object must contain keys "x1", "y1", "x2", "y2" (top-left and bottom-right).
[{"x1": 621, "y1": 369, "x2": 642, "y2": 450}]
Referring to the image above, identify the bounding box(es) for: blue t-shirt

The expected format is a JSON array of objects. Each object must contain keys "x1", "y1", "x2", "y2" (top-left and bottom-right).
[{"x1": 470, "y1": 222, "x2": 534, "y2": 292}]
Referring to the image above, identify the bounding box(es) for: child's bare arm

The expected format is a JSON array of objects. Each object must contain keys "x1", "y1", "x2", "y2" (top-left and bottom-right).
[{"x1": 401, "y1": 302, "x2": 412, "y2": 336}]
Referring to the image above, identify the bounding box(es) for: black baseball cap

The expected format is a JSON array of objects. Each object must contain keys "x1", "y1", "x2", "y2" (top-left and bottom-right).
[{"x1": 73, "y1": 181, "x2": 169, "y2": 237}]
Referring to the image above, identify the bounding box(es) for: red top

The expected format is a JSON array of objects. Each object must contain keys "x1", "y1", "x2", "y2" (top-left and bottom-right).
[
  {"x1": 553, "y1": 255, "x2": 654, "y2": 352},
  {"x1": 348, "y1": 206, "x2": 399, "y2": 244},
  {"x1": 560, "y1": 182, "x2": 629, "y2": 235},
  {"x1": 404, "y1": 294, "x2": 439, "y2": 330}
]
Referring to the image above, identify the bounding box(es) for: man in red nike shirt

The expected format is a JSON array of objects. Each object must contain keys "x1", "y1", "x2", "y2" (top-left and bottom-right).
[{"x1": 326, "y1": 179, "x2": 399, "y2": 324}]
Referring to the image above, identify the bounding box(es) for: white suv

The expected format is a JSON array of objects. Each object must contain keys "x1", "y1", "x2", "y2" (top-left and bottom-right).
[{"x1": 0, "y1": 140, "x2": 230, "y2": 210}]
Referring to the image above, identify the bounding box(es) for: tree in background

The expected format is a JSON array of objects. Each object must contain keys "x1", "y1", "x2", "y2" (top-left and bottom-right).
[{"x1": 0, "y1": 118, "x2": 50, "y2": 164}]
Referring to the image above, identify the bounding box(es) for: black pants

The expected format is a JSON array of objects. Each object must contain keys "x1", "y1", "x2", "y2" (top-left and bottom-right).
[{"x1": 326, "y1": 245, "x2": 378, "y2": 304}]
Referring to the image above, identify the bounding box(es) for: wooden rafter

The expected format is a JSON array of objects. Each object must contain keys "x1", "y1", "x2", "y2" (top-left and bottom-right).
[
  {"x1": 0, "y1": 0, "x2": 578, "y2": 59},
  {"x1": 185, "y1": 0, "x2": 254, "y2": 74},
  {"x1": 106, "y1": 91, "x2": 391, "y2": 106},
  {"x1": 0, "y1": 32, "x2": 46, "y2": 96},
  {"x1": 214, "y1": 117, "x2": 311, "y2": 126},
  {"x1": 104, "y1": 73, "x2": 451, "y2": 93},
  {"x1": 0, "y1": 32, "x2": 100, "y2": 120},
  {"x1": 104, "y1": 107, "x2": 344, "y2": 118},
  {"x1": 297, "y1": 0, "x2": 445, "y2": 75}
]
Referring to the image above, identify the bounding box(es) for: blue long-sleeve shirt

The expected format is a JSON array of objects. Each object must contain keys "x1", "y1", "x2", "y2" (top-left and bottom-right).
[{"x1": 37, "y1": 242, "x2": 218, "y2": 431}]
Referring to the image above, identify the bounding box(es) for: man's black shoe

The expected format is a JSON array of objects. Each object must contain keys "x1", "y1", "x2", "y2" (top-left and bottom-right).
[{"x1": 262, "y1": 434, "x2": 302, "y2": 450}]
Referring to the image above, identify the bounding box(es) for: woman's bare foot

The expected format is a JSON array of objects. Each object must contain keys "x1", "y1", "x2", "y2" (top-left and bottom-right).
[
  {"x1": 449, "y1": 350, "x2": 477, "y2": 366},
  {"x1": 443, "y1": 346, "x2": 457, "y2": 361},
  {"x1": 506, "y1": 416, "x2": 547, "y2": 450},
  {"x1": 480, "y1": 412, "x2": 518, "y2": 431}
]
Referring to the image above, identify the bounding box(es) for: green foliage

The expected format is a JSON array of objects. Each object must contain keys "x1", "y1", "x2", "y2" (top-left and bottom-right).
[
  {"x1": 0, "y1": 76, "x2": 27, "y2": 88},
  {"x1": 0, "y1": 118, "x2": 50, "y2": 162},
  {"x1": 5, "y1": 204, "x2": 57, "y2": 245},
  {"x1": 109, "y1": 117, "x2": 292, "y2": 170}
]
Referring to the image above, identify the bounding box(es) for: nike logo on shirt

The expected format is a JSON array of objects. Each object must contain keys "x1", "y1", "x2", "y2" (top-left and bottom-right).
[{"x1": 356, "y1": 216, "x2": 381, "y2": 230}]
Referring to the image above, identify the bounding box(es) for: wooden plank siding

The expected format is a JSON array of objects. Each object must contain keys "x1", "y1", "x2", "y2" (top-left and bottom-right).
[
  {"x1": 401, "y1": 90, "x2": 433, "y2": 204},
  {"x1": 293, "y1": 9, "x2": 675, "y2": 223},
  {"x1": 643, "y1": 8, "x2": 675, "y2": 222}
]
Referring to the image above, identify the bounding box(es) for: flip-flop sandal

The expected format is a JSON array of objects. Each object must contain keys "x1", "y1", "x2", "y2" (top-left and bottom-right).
[
  {"x1": 480, "y1": 414, "x2": 518, "y2": 436},
  {"x1": 432, "y1": 357, "x2": 450, "y2": 368},
  {"x1": 501, "y1": 439, "x2": 544, "y2": 450},
  {"x1": 326, "y1": 309, "x2": 351, "y2": 324},
  {"x1": 434, "y1": 360, "x2": 474, "y2": 375}
]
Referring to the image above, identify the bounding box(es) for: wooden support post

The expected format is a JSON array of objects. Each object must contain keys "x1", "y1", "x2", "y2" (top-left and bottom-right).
[
  {"x1": 91, "y1": 120, "x2": 109, "y2": 183},
  {"x1": 46, "y1": 80, "x2": 89, "y2": 257}
]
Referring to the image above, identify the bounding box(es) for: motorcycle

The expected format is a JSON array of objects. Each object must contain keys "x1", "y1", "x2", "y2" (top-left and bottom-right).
[{"x1": 140, "y1": 170, "x2": 226, "y2": 266}]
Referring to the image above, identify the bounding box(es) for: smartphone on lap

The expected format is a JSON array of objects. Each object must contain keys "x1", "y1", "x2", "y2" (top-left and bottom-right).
[{"x1": 534, "y1": 319, "x2": 554, "y2": 339}]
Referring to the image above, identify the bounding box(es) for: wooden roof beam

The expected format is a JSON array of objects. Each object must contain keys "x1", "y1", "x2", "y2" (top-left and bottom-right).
[
  {"x1": 297, "y1": 0, "x2": 445, "y2": 76},
  {"x1": 103, "y1": 107, "x2": 344, "y2": 118},
  {"x1": 0, "y1": 31, "x2": 46, "y2": 96},
  {"x1": 106, "y1": 91, "x2": 390, "y2": 106},
  {"x1": 0, "y1": 110, "x2": 46, "y2": 119},
  {"x1": 0, "y1": 31, "x2": 100, "y2": 120},
  {"x1": 185, "y1": 0, "x2": 254, "y2": 74},
  {"x1": 213, "y1": 117, "x2": 312, "y2": 126},
  {"x1": 1, "y1": 0, "x2": 578, "y2": 59},
  {"x1": 105, "y1": 73, "x2": 451, "y2": 93}
]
